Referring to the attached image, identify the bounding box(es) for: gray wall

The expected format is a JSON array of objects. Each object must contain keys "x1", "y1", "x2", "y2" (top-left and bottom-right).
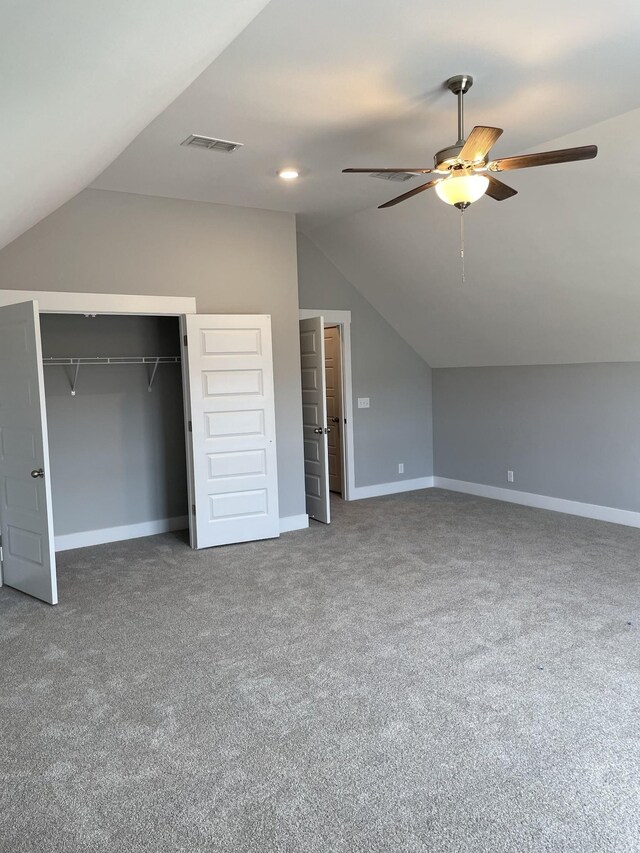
[
  {"x1": 297, "y1": 232, "x2": 433, "y2": 486},
  {"x1": 0, "y1": 188, "x2": 305, "y2": 521},
  {"x1": 41, "y1": 314, "x2": 187, "y2": 535},
  {"x1": 433, "y1": 363, "x2": 640, "y2": 512}
]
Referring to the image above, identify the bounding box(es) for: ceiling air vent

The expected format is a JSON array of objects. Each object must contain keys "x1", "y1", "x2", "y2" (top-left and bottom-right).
[
  {"x1": 369, "y1": 172, "x2": 415, "y2": 182},
  {"x1": 181, "y1": 134, "x2": 243, "y2": 153}
]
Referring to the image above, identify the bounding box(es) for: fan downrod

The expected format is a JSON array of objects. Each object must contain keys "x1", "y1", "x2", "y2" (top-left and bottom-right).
[{"x1": 434, "y1": 74, "x2": 474, "y2": 168}]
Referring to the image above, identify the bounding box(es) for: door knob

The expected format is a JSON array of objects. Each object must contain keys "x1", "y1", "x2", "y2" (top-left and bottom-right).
[
  {"x1": 326, "y1": 427, "x2": 331, "y2": 433},
  {"x1": 314, "y1": 427, "x2": 323, "y2": 434},
  {"x1": 31, "y1": 468, "x2": 44, "y2": 479}
]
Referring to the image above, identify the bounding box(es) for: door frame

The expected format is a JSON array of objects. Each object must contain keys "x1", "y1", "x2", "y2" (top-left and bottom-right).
[{"x1": 299, "y1": 309, "x2": 354, "y2": 501}]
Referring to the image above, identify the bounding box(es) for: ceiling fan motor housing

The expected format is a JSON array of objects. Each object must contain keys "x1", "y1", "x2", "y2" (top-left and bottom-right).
[{"x1": 434, "y1": 143, "x2": 464, "y2": 171}]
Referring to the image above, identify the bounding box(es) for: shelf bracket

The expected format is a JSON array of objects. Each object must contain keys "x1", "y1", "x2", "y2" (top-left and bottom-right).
[
  {"x1": 147, "y1": 358, "x2": 160, "y2": 392},
  {"x1": 70, "y1": 361, "x2": 80, "y2": 396}
]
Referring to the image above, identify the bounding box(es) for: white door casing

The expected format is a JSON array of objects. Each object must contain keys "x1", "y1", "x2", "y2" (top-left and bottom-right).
[
  {"x1": 299, "y1": 317, "x2": 330, "y2": 523},
  {"x1": 0, "y1": 290, "x2": 196, "y2": 315},
  {"x1": 324, "y1": 326, "x2": 344, "y2": 495},
  {"x1": 0, "y1": 301, "x2": 57, "y2": 604},
  {"x1": 183, "y1": 314, "x2": 280, "y2": 549}
]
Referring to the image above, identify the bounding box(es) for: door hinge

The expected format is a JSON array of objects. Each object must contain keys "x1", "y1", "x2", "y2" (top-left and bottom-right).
[
  {"x1": 188, "y1": 420, "x2": 192, "y2": 432},
  {"x1": 183, "y1": 334, "x2": 188, "y2": 346},
  {"x1": 192, "y1": 504, "x2": 196, "y2": 516}
]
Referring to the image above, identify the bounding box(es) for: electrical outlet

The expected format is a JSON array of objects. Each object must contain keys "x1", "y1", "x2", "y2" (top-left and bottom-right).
[
  {"x1": 507, "y1": 470, "x2": 514, "y2": 483},
  {"x1": 398, "y1": 463, "x2": 404, "y2": 474},
  {"x1": 357, "y1": 397, "x2": 370, "y2": 409}
]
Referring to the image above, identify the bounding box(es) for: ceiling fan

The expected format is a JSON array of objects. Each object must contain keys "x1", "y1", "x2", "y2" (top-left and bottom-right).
[{"x1": 343, "y1": 74, "x2": 598, "y2": 210}]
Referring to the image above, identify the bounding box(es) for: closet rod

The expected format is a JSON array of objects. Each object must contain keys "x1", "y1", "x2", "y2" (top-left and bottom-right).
[{"x1": 42, "y1": 356, "x2": 182, "y2": 395}]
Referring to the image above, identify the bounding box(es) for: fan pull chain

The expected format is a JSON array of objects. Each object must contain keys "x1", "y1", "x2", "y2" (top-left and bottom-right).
[{"x1": 460, "y1": 209, "x2": 465, "y2": 284}]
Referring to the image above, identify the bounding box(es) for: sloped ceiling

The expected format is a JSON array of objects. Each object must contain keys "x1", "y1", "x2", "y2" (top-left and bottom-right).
[
  {"x1": 308, "y1": 107, "x2": 640, "y2": 367},
  {"x1": 0, "y1": 0, "x2": 271, "y2": 251},
  {"x1": 75, "y1": 0, "x2": 640, "y2": 365},
  {"x1": 94, "y1": 0, "x2": 640, "y2": 230}
]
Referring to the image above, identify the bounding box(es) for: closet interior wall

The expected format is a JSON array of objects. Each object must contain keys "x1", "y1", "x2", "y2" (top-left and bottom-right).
[{"x1": 40, "y1": 314, "x2": 188, "y2": 541}]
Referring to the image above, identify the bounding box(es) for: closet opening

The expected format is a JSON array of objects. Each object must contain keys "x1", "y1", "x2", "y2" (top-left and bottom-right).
[{"x1": 39, "y1": 313, "x2": 188, "y2": 552}]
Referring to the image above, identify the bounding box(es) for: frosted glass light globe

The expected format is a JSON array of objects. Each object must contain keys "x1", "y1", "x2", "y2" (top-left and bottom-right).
[{"x1": 435, "y1": 173, "x2": 489, "y2": 206}]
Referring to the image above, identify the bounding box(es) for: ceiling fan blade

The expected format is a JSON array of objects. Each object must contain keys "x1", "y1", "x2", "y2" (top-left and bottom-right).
[
  {"x1": 485, "y1": 175, "x2": 518, "y2": 201},
  {"x1": 459, "y1": 126, "x2": 503, "y2": 163},
  {"x1": 343, "y1": 167, "x2": 433, "y2": 174},
  {"x1": 378, "y1": 178, "x2": 441, "y2": 208},
  {"x1": 488, "y1": 144, "x2": 597, "y2": 172}
]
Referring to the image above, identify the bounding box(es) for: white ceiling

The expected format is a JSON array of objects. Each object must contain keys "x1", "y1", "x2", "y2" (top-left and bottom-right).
[
  {"x1": 53, "y1": 0, "x2": 640, "y2": 365},
  {"x1": 94, "y1": 0, "x2": 640, "y2": 231},
  {"x1": 0, "y1": 0, "x2": 270, "y2": 251}
]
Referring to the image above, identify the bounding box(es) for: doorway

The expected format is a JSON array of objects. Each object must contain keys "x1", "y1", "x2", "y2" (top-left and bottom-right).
[{"x1": 298, "y1": 309, "x2": 354, "y2": 523}]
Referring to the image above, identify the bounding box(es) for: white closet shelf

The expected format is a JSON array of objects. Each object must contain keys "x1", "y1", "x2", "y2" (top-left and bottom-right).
[
  {"x1": 43, "y1": 356, "x2": 181, "y2": 365},
  {"x1": 42, "y1": 356, "x2": 181, "y2": 394}
]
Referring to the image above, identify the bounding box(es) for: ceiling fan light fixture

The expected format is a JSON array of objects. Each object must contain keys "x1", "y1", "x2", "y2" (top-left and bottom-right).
[
  {"x1": 343, "y1": 74, "x2": 597, "y2": 213},
  {"x1": 435, "y1": 173, "x2": 489, "y2": 208}
]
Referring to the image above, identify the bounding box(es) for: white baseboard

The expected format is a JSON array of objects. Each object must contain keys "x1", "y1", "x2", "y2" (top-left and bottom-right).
[
  {"x1": 351, "y1": 476, "x2": 434, "y2": 501},
  {"x1": 53, "y1": 480, "x2": 637, "y2": 552},
  {"x1": 279, "y1": 514, "x2": 309, "y2": 533},
  {"x1": 56, "y1": 513, "x2": 308, "y2": 550},
  {"x1": 55, "y1": 515, "x2": 189, "y2": 551},
  {"x1": 433, "y1": 477, "x2": 640, "y2": 529}
]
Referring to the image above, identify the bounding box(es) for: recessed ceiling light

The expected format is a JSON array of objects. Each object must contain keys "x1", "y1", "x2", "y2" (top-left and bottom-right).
[{"x1": 278, "y1": 168, "x2": 299, "y2": 180}]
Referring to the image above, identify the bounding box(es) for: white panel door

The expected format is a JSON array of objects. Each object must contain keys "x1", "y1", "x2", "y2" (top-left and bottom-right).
[
  {"x1": 183, "y1": 314, "x2": 280, "y2": 549},
  {"x1": 299, "y1": 317, "x2": 330, "y2": 524},
  {"x1": 0, "y1": 301, "x2": 57, "y2": 604}
]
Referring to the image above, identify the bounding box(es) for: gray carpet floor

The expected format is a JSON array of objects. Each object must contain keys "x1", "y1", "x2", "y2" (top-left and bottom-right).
[{"x1": 1, "y1": 489, "x2": 639, "y2": 852}]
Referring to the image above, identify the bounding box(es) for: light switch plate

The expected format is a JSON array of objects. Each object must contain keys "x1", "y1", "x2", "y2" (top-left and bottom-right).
[{"x1": 357, "y1": 397, "x2": 370, "y2": 409}]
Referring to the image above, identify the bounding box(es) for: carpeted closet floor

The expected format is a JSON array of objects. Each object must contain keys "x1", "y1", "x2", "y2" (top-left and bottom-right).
[{"x1": 1, "y1": 489, "x2": 639, "y2": 852}]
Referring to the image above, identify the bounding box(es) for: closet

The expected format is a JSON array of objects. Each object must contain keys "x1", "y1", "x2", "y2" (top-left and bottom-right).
[
  {"x1": 0, "y1": 294, "x2": 280, "y2": 606},
  {"x1": 40, "y1": 313, "x2": 188, "y2": 549}
]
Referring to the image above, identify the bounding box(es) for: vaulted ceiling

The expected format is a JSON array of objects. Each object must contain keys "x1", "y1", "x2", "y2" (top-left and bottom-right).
[
  {"x1": 309, "y1": 108, "x2": 640, "y2": 367},
  {"x1": 0, "y1": 0, "x2": 270, "y2": 251},
  {"x1": 8, "y1": 0, "x2": 640, "y2": 366},
  {"x1": 94, "y1": 0, "x2": 640, "y2": 233}
]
